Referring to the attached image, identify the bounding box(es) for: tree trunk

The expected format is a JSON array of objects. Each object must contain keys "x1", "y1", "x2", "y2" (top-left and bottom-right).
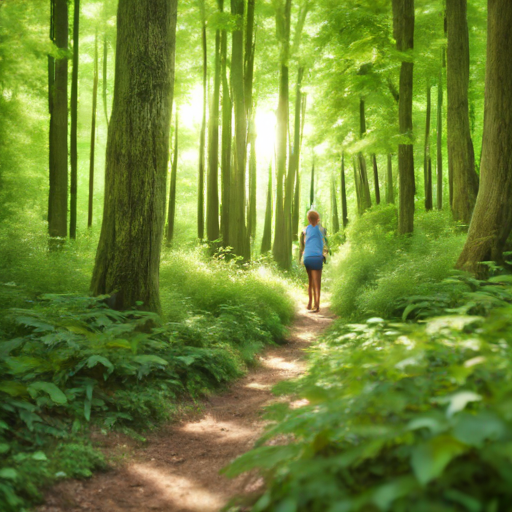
[
  {"x1": 446, "y1": 0, "x2": 479, "y2": 224},
  {"x1": 358, "y1": 98, "x2": 372, "y2": 211},
  {"x1": 88, "y1": 31, "x2": 98, "y2": 229},
  {"x1": 456, "y1": 0, "x2": 512, "y2": 275},
  {"x1": 386, "y1": 153, "x2": 395, "y2": 204},
  {"x1": 354, "y1": 156, "x2": 363, "y2": 215},
  {"x1": 261, "y1": 163, "x2": 273, "y2": 254},
  {"x1": 103, "y1": 32, "x2": 109, "y2": 127},
  {"x1": 272, "y1": 0, "x2": 292, "y2": 269},
  {"x1": 70, "y1": 0, "x2": 80, "y2": 239},
  {"x1": 292, "y1": 92, "x2": 307, "y2": 241},
  {"x1": 424, "y1": 83, "x2": 433, "y2": 211},
  {"x1": 230, "y1": 0, "x2": 248, "y2": 258},
  {"x1": 341, "y1": 153, "x2": 348, "y2": 227},
  {"x1": 309, "y1": 159, "x2": 315, "y2": 207},
  {"x1": 166, "y1": 112, "x2": 179, "y2": 244},
  {"x1": 48, "y1": 0, "x2": 68, "y2": 241},
  {"x1": 331, "y1": 174, "x2": 340, "y2": 234},
  {"x1": 392, "y1": 0, "x2": 415, "y2": 235},
  {"x1": 207, "y1": 9, "x2": 221, "y2": 243},
  {"x1": 244, "y1": 0, "x2": 255, "y2": 122},
  {"x1": 198, "y1": 21, "x2": 207, "y2": 240},
  {"x1": 437, "y1": 57, "x2": 444, "y2": 210},
  {"x1": 90, "y1": 0, "x2": 177, "y2": 313},
  {"x1": 247, "y1": 116, "x2": 257, "y2": 241},
  {"x1": 220, "y1": 3, "x2": 231, "y2": 247},
  {"x1": 372, "y1": 154, "x2": 381, "y2": 205}
]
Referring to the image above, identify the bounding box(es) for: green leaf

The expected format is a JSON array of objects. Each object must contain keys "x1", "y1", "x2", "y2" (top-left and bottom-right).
[
  {"x1": 0, "y1": 338, "x2": 24, "y2": 357},
  {"x1": 86, "y1": 355, "x2": 114, "y2": 376},
  {"x1": 411, "y1": 435, "x2": 467, "y2": 485},
  {"x1": 372, "y1": 475, "x2": 419, "y2": 510},
  {"x1": 133, "y1": 355, "x2": 169, "y2": 366},
  {"x1": 445, "y1": 391, "x2": 482, "y2": 418},
  {"x1": 15, "y1": 316, "x2": 55, "y2": 332},
  {"x1": 453, "y1": 412, "x2": 506, "y2": 447},
  {"x1": 488, "y1": 275, "x2": 512, "y2": 283},
  {"x1": 0, "y1": 468, "x2": 18, "y2": 480},
  {"x1": 176, "y1": 355, "x2": 196, "y2": 366},
  {"x1": 28, "y1": 382, "x2": 68, "y2": 405},
  {"x1": 32, "y1": 451, "x2": 48, "y2": 461},
  {"x1": 0, "y1": 443, "x2": 10, "y2": 454}
]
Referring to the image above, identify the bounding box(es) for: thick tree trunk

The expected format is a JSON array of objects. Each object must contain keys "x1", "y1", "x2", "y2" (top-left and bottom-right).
[
  {"x1": 230, "y1": 0, "x2": 248, "y2": 258},
  {"x1": 341, "y1": 154, "x2": 348, "y2": 228},
  {"x1": 48, "y1": 0, "x2": 68, "y2": 241},
  {"x1": 103, "y1": 32, "x2": 109, "y2": 127},
  {"x1": 88, "y1": 32, "x2": 99, "y2": 229},
  {"x1": 247, "y1": 117, "x2": 257, "y2": 241},
  {"x1": 424, "y1": 84, "x2": 433, "y2": 211},
  {"x1": 70, "y1": 0, "x2": 80, "y2": 239},
  {"x1": 372, "y1": 154, "x2": 381, "y2": 205},
  {"x1": 456, "y1": 0, "x2": 512, "y2": 275},
  {"x1": 392, "y1": 0, "x2": 415, "y2": 234},
  {"x1": 437, "y1": 57, "x2": 444, "y2": 210},
  {"x1": 220, "y1": 6, "x2": 231, "y2": 247},
  {"x1": 244, "y1": 0, "x2": 255, "y2": 122},
  {"x1": 90, "y1": 0, "x2": 177, "y2": 313},
  {"x1": 386, "y1": 153, "x2": 395, "y2": 204},
  {"x1": 292, "y1": 91, "x2": 307, "y2": 241},
  {"x1": 207, "y1": 12, "x2": 221, "y2": 243},
  {"x1": 331, "y1": 175, "x2": 340, "y2": 234},
  {"x1": 272, "y1": 0, "x2": 292, "y2": 269},
  {"x1": 261, "y1": 163, "x2": 273, "y2": 254},
  {"x1": 166, "y1": 113, "x2": 179, "y2": 244},
  {"x1": 447, "y1": 0, "x2": 479, "y2": 224},
  {"x1": 198, "y1": 22, "x2": 207, "y2": 240}
]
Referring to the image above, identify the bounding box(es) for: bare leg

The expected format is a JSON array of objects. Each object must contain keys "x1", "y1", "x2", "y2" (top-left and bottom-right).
[
  {"x1": 312, "y1": 269, "x2": 322, "y2": 312},
  {"x1": 306, "y1": 268, "x2": 313, "y2": 309}
]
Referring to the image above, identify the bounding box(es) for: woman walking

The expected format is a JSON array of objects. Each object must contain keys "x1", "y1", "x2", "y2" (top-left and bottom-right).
[{"x1": 300, "y1": 210, "x2": 324, "y2": 312}]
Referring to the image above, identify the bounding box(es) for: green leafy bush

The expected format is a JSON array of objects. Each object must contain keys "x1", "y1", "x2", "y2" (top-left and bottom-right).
[
  {"x1": 330, "y1": 206, "x2": 467, "y2": 320},
  {"x1": 225, "y1": 280, "x2": 512, "y2": 511}
]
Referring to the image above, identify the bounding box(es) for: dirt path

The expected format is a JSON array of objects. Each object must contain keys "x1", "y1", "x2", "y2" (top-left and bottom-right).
[{"x1": 38, "y1": 303, "x2": 334, "y2": 512}]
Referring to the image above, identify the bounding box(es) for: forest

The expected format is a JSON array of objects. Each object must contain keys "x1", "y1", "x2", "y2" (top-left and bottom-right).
[{"x1": 1, "y1": 0, "x2": 512, "y2": 510}]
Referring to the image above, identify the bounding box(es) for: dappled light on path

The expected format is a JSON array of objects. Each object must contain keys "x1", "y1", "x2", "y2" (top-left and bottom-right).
[{"x1": 38, "y1": 301, "x2": 334, "y2": 512}]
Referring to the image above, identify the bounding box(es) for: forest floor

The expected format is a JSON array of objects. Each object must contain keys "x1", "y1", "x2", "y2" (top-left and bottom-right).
[{"x1": 36, "y1": 299, "x2": 335, "y2": 512}]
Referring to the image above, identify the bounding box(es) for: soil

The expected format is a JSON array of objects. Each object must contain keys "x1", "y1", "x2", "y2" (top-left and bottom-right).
[{"x1": 36, "y1": 302, "x2": 335, "y2": 512}]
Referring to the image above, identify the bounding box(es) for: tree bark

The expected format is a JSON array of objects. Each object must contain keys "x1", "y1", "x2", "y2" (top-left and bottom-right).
[
  {"x1": 247, "y1": 116, "x2": 257, "y2": 241},
  {"x1": 309, "y1": 159, "x2": 315, "y2": 207},
  {"x1": 220, "y1": 1, "x2": 231, "y2": 247},
  {"x1": 424, "y1": 83, "x2": 433, "y2": 211},
  {"x1": 437, "y1": 54, "x2": 444, "y2": 210},
  {"x1": 88, "y1": 31, "x2": 99, "y2": 229},
  {"x1": 446, "y1": 0, "x2": 479, "y2": 224},
  {"x1": 292, "y1": 92, "x2": 307, "y2": 241},
  {"x1": 166, "y1": 113, "x2": 179, "y2": 244},
  {"x1": 261, "y1": 163, "x2": 273, "y2": 254},
  {"x1": 372, "y1": 154, "x2": 381, "y2": 205},
  {"x1": 70, "y1": 0, "x2": 80, "y2": 239},
  {"x1": 386, "y1": 154, "x2": 395, "y2": 204},
  {"x1": 341, "y1": 154, "x2": 348, "y2": 228},
  {"x1": 272, "y1": 0, "x2": 292, "y2": 269},
  {"x1": 331, "y1": 174, "x2": 340, "y2": 234},
  {"x1": 392, "y1": 0, "x2": 415, "y2": 235},
  {"x1": 207, "y1": 8, "x2": 221, "y2": 243},
  {"x1": 358, "y1": 98, "x2": 372, "y2": 212},
  {"x1": 198, "y1": 21, "x2": 207, "y2": 240},
  {"x1": 48, "y1": 0, "x2": 68, "y2": 241},
  {"x1": 230, "y1": 0, "x2": 248, "y2": 258},
  {"x1": 456, "y1": 0, "x2": 512, "y2": 275},
  {"x1": 102, "y1": 34, "x2": 109, "y2": 127},
  {"x1": 90, "y1": 0, "x2": 177, "y2": 313}
]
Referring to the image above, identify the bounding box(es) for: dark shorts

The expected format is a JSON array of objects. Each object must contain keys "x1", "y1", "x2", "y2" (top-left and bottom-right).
[{"x1": 304, "y1": 256, "x2": 323, "y2": 271}]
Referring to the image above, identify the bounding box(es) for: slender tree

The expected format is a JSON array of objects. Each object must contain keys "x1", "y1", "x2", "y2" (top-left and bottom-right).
[
  {"x1": 372, "y1": 154, "x2": 380, "y2": 205},
  {"x1": 166, "y1": 112, "x2": 179, "y2": 244},
  {"x1": 261, "y1": 163, "x2": 273, "y2": 254},
  {"x1": 102, "y1": 29, "x2": 109, "y2": 126},
  {"x1": 70, "y1": 0, "x2": 80, "y2": 239},
  {"x1": 331, "y1": 174, "x2": 340, "y2": 234},
  {"x1": 446, "y1": 0, "x2": 479, "y2": 224},
  {"x1": 437, "y1": 65, "x2": 443, "y2": 210},
  {"x1": 340, "y1": 154, "x2": 348, "y2": 228},
  {"x1": 198, "y1": 17, "x2": 207, "y2": 240},
  {"x1": 292, "y1": 93, "x2": 307, "y2": 241},
  {"x1": 392, "y1": 0, "x2": 415, "y2": 234},
  {"x1": 309, "y1": 158, "x2": 315, "y2": 207},
  {"x1": 220, "y1": 0, "x2": 231, "y2": 247},
  {"x1": 353, "y1": 155, "x2": 363, "y2": 215},
  {"x1": 88, "y1": 31, "x2": 99, "y2": 229},
  {"x1": 386, "y1": 154, "x2": 395, "y2": 204},
  {"x1": 48, "y1": 0, "x2": 68, "y2": 242},
  {"x1": 247, "y1": 118, "x2": 257, "y2": 240},
  {"x1": 230, "y1": 0, "x2": 248, "y2": 257},
  {"x1": 358, "y1": 98, "x2": 372, "y2": 211},
  {"x1": 90, "y1": 0, "x2": 177, "y2": 313},
  {"x1": 206, "y1": 2, "x2": 222, "y2": 243},
  {"x1": 424, "y1": 83, "x2": 433, "y2": 210},
  {"x1": 456, "y1": 0, "x2": 512, "y2": 275},
  {"x1": 272, "y1": 0, "x2": 292, "y2": 268}
]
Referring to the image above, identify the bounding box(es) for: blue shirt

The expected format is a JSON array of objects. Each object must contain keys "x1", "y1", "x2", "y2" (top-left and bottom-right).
[{"x1": 303, "y1": 224, "x2": 324, "y2": 258}]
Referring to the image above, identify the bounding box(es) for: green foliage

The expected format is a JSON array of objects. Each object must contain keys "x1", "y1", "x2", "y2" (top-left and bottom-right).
[
  {"x1": 330, "y1": 206, "x2": 467, "y2": 320},
  {"x1": 225, "y1": 280, "x2": 512, "y2": 511}
]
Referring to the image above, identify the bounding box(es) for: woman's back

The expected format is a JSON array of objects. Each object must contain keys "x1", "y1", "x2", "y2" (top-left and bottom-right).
[{"x1": 303, "y1": 224, "x2": 324, "y2": 258}]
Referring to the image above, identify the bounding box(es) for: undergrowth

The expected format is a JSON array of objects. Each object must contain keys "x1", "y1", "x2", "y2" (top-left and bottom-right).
[
  {"x1": 0, "y1": 231, "x2": 295, "y2": 511},
  {"x1": 225, "y1": 275, "x2": 512, "y2": 511}
]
